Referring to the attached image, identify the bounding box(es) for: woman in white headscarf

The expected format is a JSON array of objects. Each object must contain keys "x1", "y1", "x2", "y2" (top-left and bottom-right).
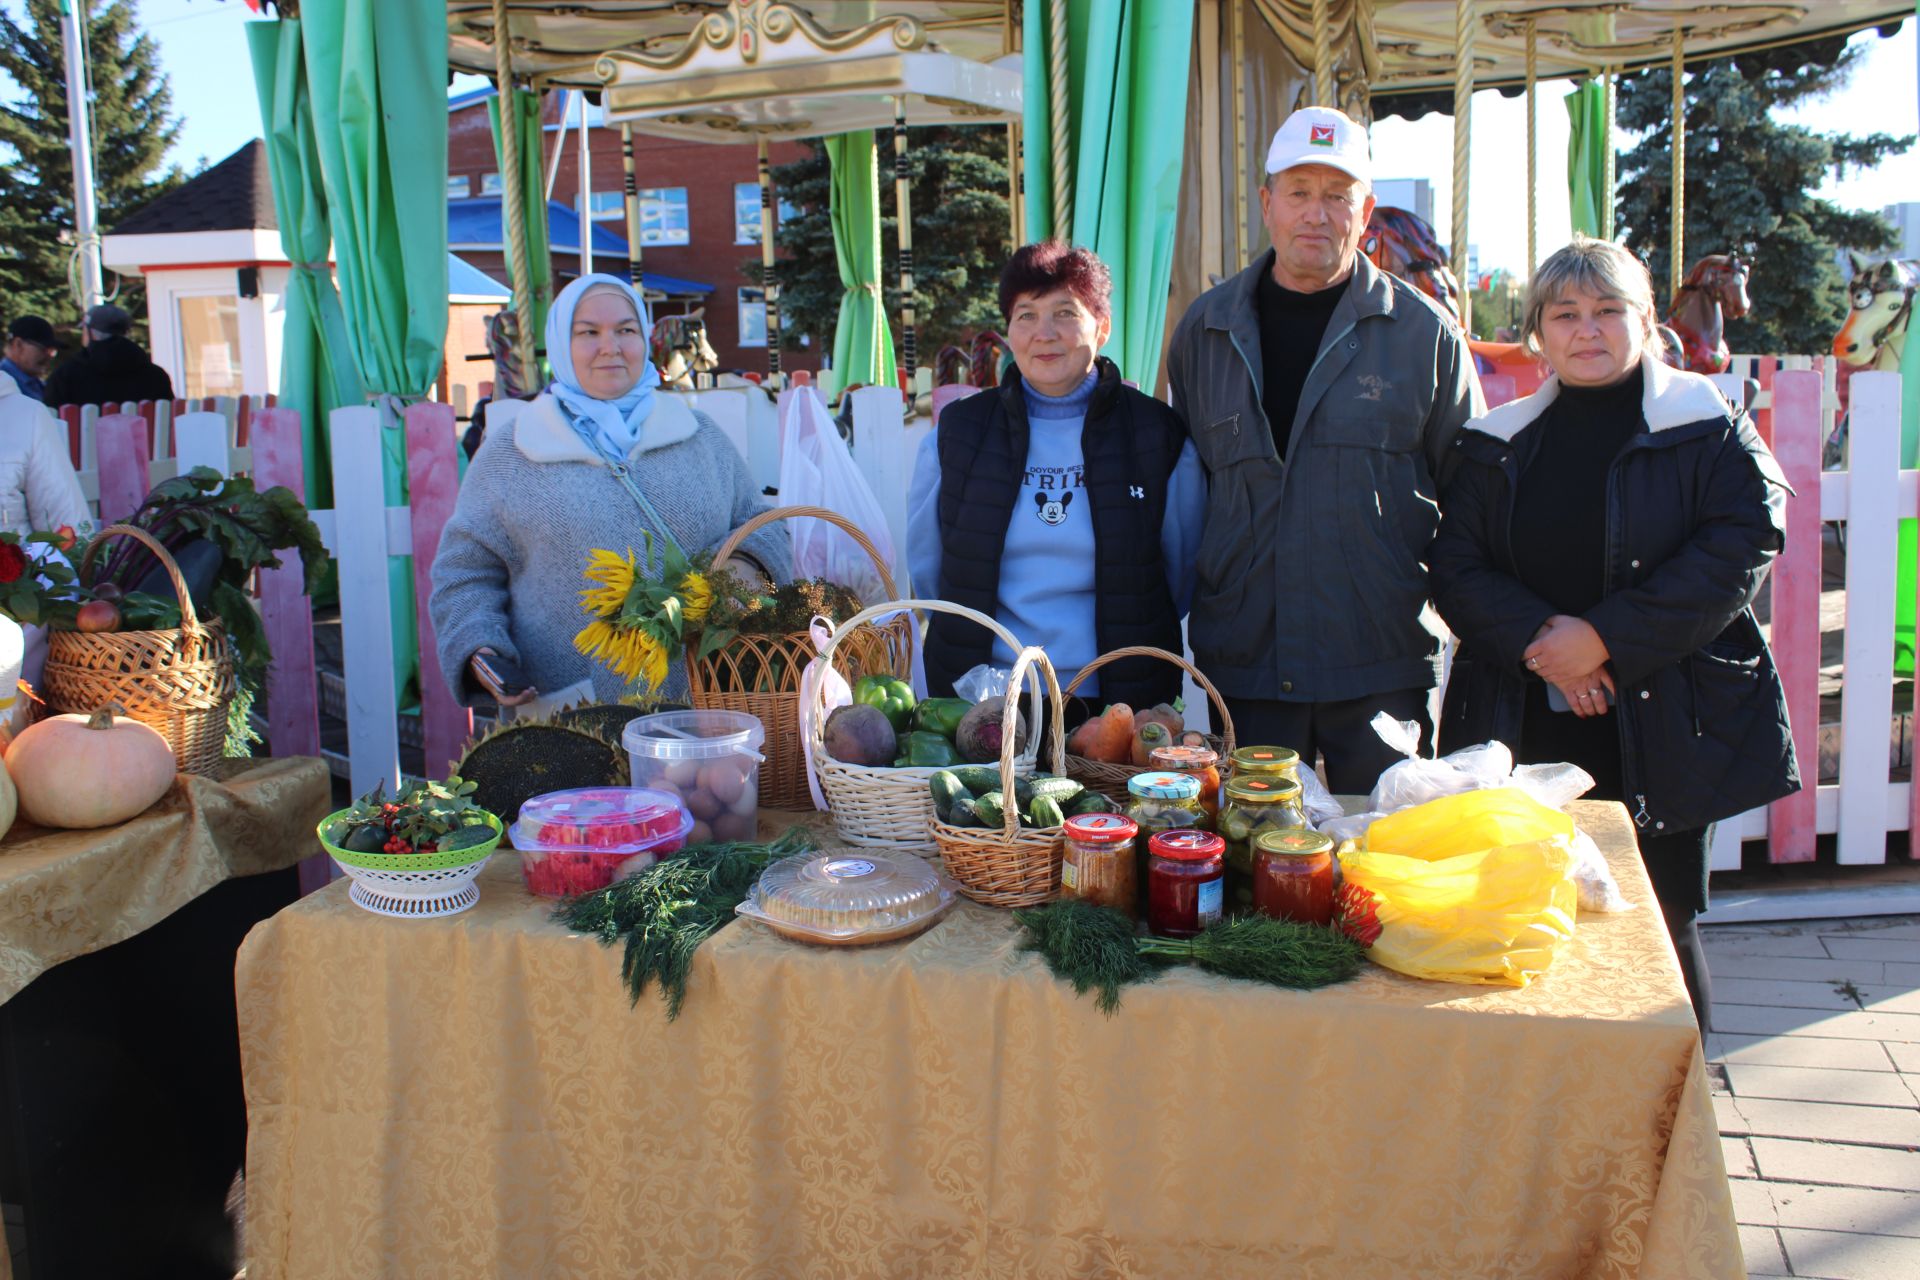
[{"x1": 430, "y1": 274, "x2": 789, "y2": 711}]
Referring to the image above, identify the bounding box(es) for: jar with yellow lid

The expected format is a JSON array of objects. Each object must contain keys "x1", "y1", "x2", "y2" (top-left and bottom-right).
[
  {"x1": 1229, "y1": 745, "x2": 1301, "y2": 782},
  {"x1": 1218, "y1": 776, "x2": 1308, "y2": 910},
  {"x1": 1252, "y1": 828, "x2": 1336, "y2": 925}
]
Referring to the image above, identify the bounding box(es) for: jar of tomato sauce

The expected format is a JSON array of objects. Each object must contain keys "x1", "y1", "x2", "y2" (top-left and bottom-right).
[
  {"x1": 1252, "y1": 828, "x2": 1336, "y2": 926},
  {"x1": 1061, "y1": 813, "x2": 1140, "y2": 917},
  {"x1": 1229, "y1": 745, "x2": 1301, "y2": 782},
  {"x1": 1146, "y1": 830, "x2": 1225, "y2": 939},
  {"x1": 1149, "y1": 744, "x2": 1223, "y2": 824}
]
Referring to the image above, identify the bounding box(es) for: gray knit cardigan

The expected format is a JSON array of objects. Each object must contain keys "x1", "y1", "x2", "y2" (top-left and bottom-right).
[{"x1": 428, "y1": 392, "x2": 791, "y2": 705}]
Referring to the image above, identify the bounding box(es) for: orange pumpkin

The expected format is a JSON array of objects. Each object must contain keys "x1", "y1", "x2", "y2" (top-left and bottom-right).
[{"x1": 5, "y1": 706, "x2": 176, "y2": 829}]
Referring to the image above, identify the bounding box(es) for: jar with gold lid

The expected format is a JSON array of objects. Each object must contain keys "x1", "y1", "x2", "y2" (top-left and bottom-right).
[{"x1": 1218, "y1": 776, "x2": 1308, "y2": 910}]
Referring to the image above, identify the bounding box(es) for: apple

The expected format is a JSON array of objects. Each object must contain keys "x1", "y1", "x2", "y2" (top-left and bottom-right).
[{"x1": 75, "y1": 600, "x2": 122, "y2": 633}]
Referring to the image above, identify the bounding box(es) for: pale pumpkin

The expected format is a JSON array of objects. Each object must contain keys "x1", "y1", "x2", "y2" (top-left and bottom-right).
[
  {"x1": 6, "y1": 707, "x2": 176, "y2": 829},
  {"x1": 0, "y1": 754, "x2": 16, "y2": 843}
]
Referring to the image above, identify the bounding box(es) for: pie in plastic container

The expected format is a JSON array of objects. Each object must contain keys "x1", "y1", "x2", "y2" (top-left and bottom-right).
[{"x1": 736, "y1": 850, "x2": 958, "y2": 946}]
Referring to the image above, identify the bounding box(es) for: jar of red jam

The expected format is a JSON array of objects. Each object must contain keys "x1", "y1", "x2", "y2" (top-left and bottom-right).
[
  {"x1": 1061, "y1": 813, "x2": 1140, "y2": 918},
  {"x1": 1146, "y1": 830, "x2": 1225, "y2": 939},
  {"x1": 1149, "y1": 744, "x2": 1223, "y2": 824},
  {"x1": 1252, "y1": 828, "x2": 1336, "y2": 926}
]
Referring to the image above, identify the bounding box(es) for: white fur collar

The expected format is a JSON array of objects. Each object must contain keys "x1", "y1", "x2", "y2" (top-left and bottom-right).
[
  {"x1": 513, "y1": 391, "x2": 701, "y2": 464},
  {"x1": 1470, "y1": 352, "x2": 1735, "y2": 443}
]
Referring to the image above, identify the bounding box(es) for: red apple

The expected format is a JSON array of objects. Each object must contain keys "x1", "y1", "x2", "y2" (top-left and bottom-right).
[{"x1": 75, "y1": 600, "x2": 122, "y2": 633}]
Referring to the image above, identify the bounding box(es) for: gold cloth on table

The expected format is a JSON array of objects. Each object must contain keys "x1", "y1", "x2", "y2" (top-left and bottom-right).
[
  {"x1": 237, "y1": 800, "x2": 1739, "y2": 1279},
  {"x1": 0, "y1": 756, "x2": 330, "y2": 1004}
]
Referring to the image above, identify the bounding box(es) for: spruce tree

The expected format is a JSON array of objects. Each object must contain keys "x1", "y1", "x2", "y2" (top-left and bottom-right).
[
  {"x1": 0, "y1": 0, "x2": 187, "y2": 333},
  {"x1": 1614, "y1": 37, "x2": 1913, "y2": 355}
]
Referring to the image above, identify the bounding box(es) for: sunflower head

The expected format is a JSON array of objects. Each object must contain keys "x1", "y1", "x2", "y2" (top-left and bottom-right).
[
  {"x1": 573, "y1": 618, "x2": 672, "y2": 692},
  {"x1": 580, "y1": 548, "x2": 638, "y2": 617},
  {"x1": 678, "y1": 571, "x2": 713, "y2": 625}
]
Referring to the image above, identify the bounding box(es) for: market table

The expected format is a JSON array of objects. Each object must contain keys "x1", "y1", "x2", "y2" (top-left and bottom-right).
[
  {"x1": 237, "y1": 799, "x2": 1738, "y2": 1279},
  {"x1": 0, "y1": 756, "x2": 330, "y2": 1280}
]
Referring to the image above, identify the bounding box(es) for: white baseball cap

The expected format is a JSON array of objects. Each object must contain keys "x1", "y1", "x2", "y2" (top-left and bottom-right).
[{"x1": 1264, "y1": 106, "x2": 1371, "y2": 186}]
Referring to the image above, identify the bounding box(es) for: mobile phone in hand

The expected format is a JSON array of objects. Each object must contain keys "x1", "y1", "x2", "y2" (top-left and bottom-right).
[
  {"x1": 471, "y1": 650, "x2": 532, "y2": 699},
  {"x1": 1546, "y1": 683, "x2": 1612, "y2": 713}
]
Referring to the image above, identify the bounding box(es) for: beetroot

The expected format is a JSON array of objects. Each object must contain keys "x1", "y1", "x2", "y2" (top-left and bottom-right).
[
  {"x1": 956, "y1": 697, "x2": 1028, "y2": 763},
  {"x1": 823, "y1": 703, "x2": 897, "y2": 766}
]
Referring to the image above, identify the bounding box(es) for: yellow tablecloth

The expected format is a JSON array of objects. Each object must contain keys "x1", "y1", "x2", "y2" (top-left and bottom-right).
[
  {"x1": 0, "y1": 756, "x2": 330, "y2": 1004},
  {"x1": 237, "y1": 800, "x2": 1738, "y2": 1279}
]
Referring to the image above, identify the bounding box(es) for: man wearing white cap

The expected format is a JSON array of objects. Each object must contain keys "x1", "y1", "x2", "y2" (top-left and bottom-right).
[{"x1": 1166, "y1": 106, "x2": 1481, "y2": 793}]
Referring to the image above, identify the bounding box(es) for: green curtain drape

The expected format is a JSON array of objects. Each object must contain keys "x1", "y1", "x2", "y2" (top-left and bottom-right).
[
  {"x1": 1565, "y1": 80, "x2": 1609, "y2": 239},
  {"x1": 823, "y1": 131, "x2": 895, "y2": 400},
  {"x1": 246, "y1": 19, "x2": 364, "y2": 514},
  {"x1": 488, "y1": 88, "x2": 554, "y2": 349},
  {"x1": 1023, "y1": 0, "x2": 1194, "y2": 392},
  {"x1": 299, "y1": 0, "x2": 451, "y2": 706}
]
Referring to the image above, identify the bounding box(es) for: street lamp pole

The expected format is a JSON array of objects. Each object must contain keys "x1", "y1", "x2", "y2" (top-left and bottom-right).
[{"x1": 61, "y1": 0, "x2": 104, "y2": 312}]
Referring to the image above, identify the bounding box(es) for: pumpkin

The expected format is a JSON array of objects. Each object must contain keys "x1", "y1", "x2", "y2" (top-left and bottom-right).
[
  {"x1": 0, "y1": 755, "x2": 15, "y2": 843},
  {"x1": 6, "y1": 706, "x2": 176, "y2": 829}
]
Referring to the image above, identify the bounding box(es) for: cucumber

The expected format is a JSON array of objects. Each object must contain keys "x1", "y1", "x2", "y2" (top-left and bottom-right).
[
  {"x1": 947, "y1": 796, "x2": 982, "y2": 828},
  {"x1": 437, "y1": 824, "x2": 498, "y2": 852},
  {"x1": 1015, "y1": 775, "x2": 1084, "y2": 807},
  {"x1": 975, "y1": 790, "x2": 1007, "y2": 829},
  {"x1": 1065, "y1": 790, "x2": 1120, "y2": 817},
  {"x1": 1026, "y1": 795, "x2": 1066, "y2": 829},
  {"x1": 950, "y1": 765, "x2": 1002, "y2": 796},
  {"x1": 927, "y1": 770, "x2": 969, "y2": 823}
]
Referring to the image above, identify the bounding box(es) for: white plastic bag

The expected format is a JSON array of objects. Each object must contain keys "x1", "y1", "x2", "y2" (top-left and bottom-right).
[
  {"x1": 953, "y1": 663, "x2": 1012, "y2": 703},
  {"x1": 1567, "y1": 829, "x2": 1632, "y2": 914},
  {"x1": 777, "y1": 389, "x2": 898, "y2": 605},
  {"x1": 799, "y1": 616, "x2": 852, "y2": 810},
  {"x1": 1295, "y1": 761, "x2": 1346, "y2": 826},
  {"x1": 1366, "y1": 712, "x2": 1513, "y2": 814}
]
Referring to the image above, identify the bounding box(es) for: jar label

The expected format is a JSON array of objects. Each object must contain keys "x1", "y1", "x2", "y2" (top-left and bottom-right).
[
  {"x1": 1197, "y1": 878, "x2": 1222, "y2": 926},
  {"x1": 1061, "y1": 859, "x2": 1077, "y2": 889}
]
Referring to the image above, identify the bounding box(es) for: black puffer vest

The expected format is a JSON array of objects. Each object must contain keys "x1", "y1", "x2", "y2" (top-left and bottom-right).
[{"x1": 924, "y1": 358, "x2": 1189, "y2": 709}]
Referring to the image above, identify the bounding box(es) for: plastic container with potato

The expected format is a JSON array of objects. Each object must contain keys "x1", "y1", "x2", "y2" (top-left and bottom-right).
[{"x1": 622, "y1": 709, "x2": 767, "y2": 847}]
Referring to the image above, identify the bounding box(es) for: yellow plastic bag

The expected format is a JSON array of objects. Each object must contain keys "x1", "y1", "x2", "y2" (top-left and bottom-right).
[
  {"x1": 1339, "y1": 841, "x2": 1579, "y2": 987},
  {"x1": 1363, "y1": 787, "x2": 1574, "y2": 861}
]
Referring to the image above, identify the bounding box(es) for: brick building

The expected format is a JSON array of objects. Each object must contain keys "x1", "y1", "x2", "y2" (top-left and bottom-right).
[{"x1": 446, "y1": 87, "x2": 816, "y2": 376}]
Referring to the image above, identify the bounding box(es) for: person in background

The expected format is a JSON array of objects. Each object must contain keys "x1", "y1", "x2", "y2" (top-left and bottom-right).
[
  {"x1": 907, "y1": 241, "x2": 1206, "y2": 710},
  {"x1": 44, "y1": 304, "x2": 174, "y2": 410},
  {"x1": 0, "y1": 316, "x2": 58, "y2": 402},
  {"x1": 1165, "y1": 106, "x2": 1480, "y2": 793},
  {"x1": 0, "y1": 363, "x2": 94, "y2": 684},
  {"x1": 1430, "y1": 236, "x2": 1799, "y2": 1024}
]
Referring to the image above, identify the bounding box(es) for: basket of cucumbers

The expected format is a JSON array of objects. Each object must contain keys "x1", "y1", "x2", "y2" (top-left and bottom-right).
[{"x1": 926, "y1": 646, "x2": 1075, "y2": 907}]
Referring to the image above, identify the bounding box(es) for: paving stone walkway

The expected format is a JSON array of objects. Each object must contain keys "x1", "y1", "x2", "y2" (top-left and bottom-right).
[{"x1": 1706, "y1": 917, "x2": 1920, "y2": 1278}]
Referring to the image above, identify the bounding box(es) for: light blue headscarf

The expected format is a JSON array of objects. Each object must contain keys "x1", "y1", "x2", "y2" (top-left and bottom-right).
[{"x1": 545, "y1": 273, "x2": 661, "y2": 463}]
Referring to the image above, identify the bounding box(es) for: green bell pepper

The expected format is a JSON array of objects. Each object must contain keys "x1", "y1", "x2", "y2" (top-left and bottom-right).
[
  {"x1": 912, "y1": 697, "x2": 970, "y2": 740},
  {"x1": 901, "y1": 731, "x2": 965, "y2": 768},
  {"x1": 853, "y1": 675, "x2": 915, "y2": 733}
]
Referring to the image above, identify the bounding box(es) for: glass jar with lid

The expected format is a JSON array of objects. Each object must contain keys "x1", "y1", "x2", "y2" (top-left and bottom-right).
[
  {"x1": 1128, "y1": 772, "x2": 1208, "y2": 901},
  {"x1": 1148, "y1": 744, "x2": 1222, "y2": 824},
  {"x1": 1145, "y1": 830, "x2": 1226, "y2": 938},
  {"x1": 1218, "y1": 776, "x2": 1308, "y2": 911},
  {"x1": 1061, "y1": 813, "x2": 1140, "y2": 917},
  {"x1": 1229, "y1": 745, "x2": 1301, "y2": 783},
  {"x1": 1252, "y1": 828, "x2": 1336, "y2": 926}
]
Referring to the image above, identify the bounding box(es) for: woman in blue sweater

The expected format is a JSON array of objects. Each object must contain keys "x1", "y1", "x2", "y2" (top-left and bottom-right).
[{"x1": 907, "y1": 243, "x2": 1206, "y2": 709}]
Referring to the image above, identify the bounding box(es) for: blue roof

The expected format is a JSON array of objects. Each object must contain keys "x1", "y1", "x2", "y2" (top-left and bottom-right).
[
  {"x1": 447, "y1": 84, "x2": 498, "y2": 112},
  {"x1": 446, "y1": 199, "x2": 713, "y2": 296},
  {"x1": 447, "y1": 253, "x2": 510, "y2": 300}
]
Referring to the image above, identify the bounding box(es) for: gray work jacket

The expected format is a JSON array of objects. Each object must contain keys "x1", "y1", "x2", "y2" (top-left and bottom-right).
[{"x1": 1165, "y1": 251, "x2": 1481, "y2": 703}]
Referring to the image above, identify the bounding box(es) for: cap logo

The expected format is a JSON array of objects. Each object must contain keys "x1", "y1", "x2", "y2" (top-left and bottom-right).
[{"x1": 1309, "y1": 125, "x2": 1336, "y2": 147}]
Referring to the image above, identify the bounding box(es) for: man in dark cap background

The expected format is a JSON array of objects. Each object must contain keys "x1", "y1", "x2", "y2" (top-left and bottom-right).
[
  {"x1": 44, "y1": 303, "x2": 174, "y2": 410},
  {"x1": 0, "y1": 316, "x2": 58, "y2": 402}
]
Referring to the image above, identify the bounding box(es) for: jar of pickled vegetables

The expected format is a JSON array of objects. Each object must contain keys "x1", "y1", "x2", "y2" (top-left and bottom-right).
[
  {"x1": 1126, "y1": 771, "x2": 1207, "y2": 835},
  {"x1": 1229, "y1": 745, "x2": 1301, "y2": 782},
  {"x1": 1146, "y1": 830, "x2": 1225, "y2": 938},
  {"x1": 1149, "y1": 744, "x2": 1222, "y2": 824},
  {"x1": 1061, "y1": 813, "x2": 1140, "y2": 918},
  {"x1": 1218, "y1": 776, "x2": 1308, "y2": 911},
  {"x1": 1252, "y1": 828, "x2": 1336, "y2": 926}
]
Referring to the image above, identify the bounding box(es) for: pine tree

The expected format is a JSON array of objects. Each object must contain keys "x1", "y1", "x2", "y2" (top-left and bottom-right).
[
  {"x1": 747, "y1": 124, "x2": 1014, "y2": 359},
  {"x1": 1614, "y1": 37, "x2": 1913, "y2": 355},
  {"x1": 0, "y1": 0, "x2": 188, "y2": 334}
]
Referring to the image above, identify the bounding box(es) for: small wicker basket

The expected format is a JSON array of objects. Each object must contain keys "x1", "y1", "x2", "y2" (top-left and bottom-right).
[
  {"x1": 690, "y1": 505, "x2": 914, "y2": 811},
  {"x1": 929, "y1": 646, "x2": 1068, "y2": 908},
  {"x1": 43, "y1": 524, "x2": 237, "y2": 774},
  {"x1": 809, "y1": 598, "x2": 1038, "y2": 850},
  {"x1": 1060, "y1": 646, "x2": 1237, "y2": 795}
]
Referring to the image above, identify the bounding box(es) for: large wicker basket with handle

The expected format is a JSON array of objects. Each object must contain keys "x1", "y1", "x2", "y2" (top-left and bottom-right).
[
  {"x1": 43, "y1": 524, "x2": 237, "y2": 774},
  {"x1": 690, "y1": 505, "x2": 913, "y2": 811},
  {"x1": 808, "y1": 599, "x2": 1039, "y2": 850},
  {"x1": 1060, "y1": 646, "x2": 1237, "y2": 793},
  {"x1": 930, "y1": 646, "x2": 1068, "y2": 908}
]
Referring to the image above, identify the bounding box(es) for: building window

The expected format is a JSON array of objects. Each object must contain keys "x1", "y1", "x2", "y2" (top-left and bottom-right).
[
  {"x1": 588, "y1": 190, "x2": 625, "y2": 221},
  {"x1": 738, "y1": 287, "x2": 767, "y2": 347},
  {"x1": 734, "y1": 183, "x2": 799, "y2": 243},
  {"x1": 638, "y1": 187, "x2": 689, "y2": 244},
  {"x1": 176, "y1": 294, "x2": 246, "y2": 399},
  {"x1": 447, "y1": 174, "x2": 472, "y2": 199},
  {"x1": 479, "y1": 172, "x2": 503, "y2": 196}
]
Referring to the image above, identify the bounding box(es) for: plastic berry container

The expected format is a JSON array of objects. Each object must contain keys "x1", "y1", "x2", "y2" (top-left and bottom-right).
[{"x1": 510, "y1": 786, "x2": 694, "y2": 898}]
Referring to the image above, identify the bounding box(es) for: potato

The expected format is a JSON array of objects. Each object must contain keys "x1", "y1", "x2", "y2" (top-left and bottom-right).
[
  {"x1": 713, "y1": 811, "x2": 755, "y2": 843},
  {"x1": 663, "y1": 759, "x2": 701, "y2": 788},
  {"x1": 686, "y1": 788, "x2": 722, "y2": 822},
  {"x1": 645, "y1": 776, "x2": 683, "y2": 802},
  {"x1": 686, "y1": 819, "x2": 716, "y2": 847},
  {"x1": 728, "y1": 782, "x2": 758, "y2": 817},
  {"x1": 700, "y1": 760, "x2": 745, "y2": 807}
]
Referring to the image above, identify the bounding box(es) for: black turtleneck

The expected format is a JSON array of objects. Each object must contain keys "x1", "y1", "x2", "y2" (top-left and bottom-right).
[
  {"x1": 1255, "y1": 270, "x2": 1346, "y2": 460},
  {"x1": 1510, "y1": 365, "x2": 1647, "y2": 617}
]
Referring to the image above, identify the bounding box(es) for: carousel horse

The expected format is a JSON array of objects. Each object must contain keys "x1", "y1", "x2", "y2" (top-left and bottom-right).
[
  {"x1": 1823, "y1": 253, "x2": 1916, "y2": 469},
  {"x1": 650, "y1": 309, "x2": 720, "y2": 389},
  {"x1": 1664, "y1": 253, "x2": 1752, "y2": 374}
]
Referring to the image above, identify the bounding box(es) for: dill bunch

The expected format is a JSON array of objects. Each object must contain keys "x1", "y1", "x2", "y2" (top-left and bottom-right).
[
  {"x1": 1012, "y1": 899, "x2": 1157, "y2": 1015},
  {"x1": 555, "y1": 827, "x2": 815, "y2": 1019}
]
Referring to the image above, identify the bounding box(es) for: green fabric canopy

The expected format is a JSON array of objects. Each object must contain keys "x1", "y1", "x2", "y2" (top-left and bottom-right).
[
  {"x1": 1565, "y1": 79, "x2": 1609, "y2": 239},
  {"x1": 489, "y1": 88, "x2": 554, "y2": 353},
  {"x1": 246, "y1": 19, "x2": 365, "y2": 513},
  {"x1": 823, "y1": 131, "x2": 895, "y2": 400},
  {"x1": 298, "y1": 0, "x2": 452, "y2": 705},
  {"x1": 1023, "y1": 0, "x2": 1194, "y2": 392}
]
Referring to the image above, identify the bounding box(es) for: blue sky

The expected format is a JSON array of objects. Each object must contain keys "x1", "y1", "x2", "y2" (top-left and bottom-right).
[{"x1": 25, "y1": 2, "x2": 1920, "y2": 276}]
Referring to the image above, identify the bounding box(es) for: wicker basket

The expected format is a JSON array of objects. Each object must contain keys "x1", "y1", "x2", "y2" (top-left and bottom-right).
[
  {"x1": 1061, "y1": 646, "x2": 1237, "y2": 795},
  {"x1": 930, "y1": 646, "x2": 1068, "y2": 908},
  {"x1": 809, "y1": 599, "x2": 1039, "y2": 850},
  {"x1": 690, "y1": 505, "x2": 914, "y2": 811},
  {"x1": 43, "y1": 524, "x2": 237, "y2": 774}
]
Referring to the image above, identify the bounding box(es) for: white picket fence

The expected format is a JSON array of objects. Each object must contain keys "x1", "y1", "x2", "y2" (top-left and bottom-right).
[{"x1": 57, "y1": 396, "x2": 268, "y2": 524}]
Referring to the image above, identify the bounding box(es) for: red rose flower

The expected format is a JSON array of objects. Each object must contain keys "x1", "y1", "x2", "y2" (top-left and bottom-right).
[{"x1": 0, "y1": 543, "x2": 27, "y2": 584}]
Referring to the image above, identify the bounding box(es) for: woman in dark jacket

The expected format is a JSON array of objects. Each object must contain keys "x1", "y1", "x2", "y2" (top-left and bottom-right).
[
  {"x1": 1431, "y1": 236, "x2": 1798, "y2": 1024},
  {"x1": 906, "y1": 242, "x2": 1206, "y2": 709}
]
